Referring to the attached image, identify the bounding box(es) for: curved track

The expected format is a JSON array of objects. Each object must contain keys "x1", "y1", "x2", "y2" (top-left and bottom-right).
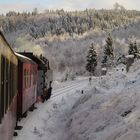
[{"x1": 51, "y1": 79, "x2": 88, "y2": 98}]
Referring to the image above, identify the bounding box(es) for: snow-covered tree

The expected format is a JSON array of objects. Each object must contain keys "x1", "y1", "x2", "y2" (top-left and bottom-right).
[
  {"x1": 133, "y1": 41, "x2": 139, "y2": 57},
  {"x1": 128, "y1": 43, "x2": 135, "y2": 55},
  {"x1": 105, "y1": 34, "x2": 113, "y2": 57},
  {"x1": 128, "y1": 41, "x2": 139, "y2": 58},
  {"x1": 102, "y1": 34, "x2": 114, "y2": 67},
  {"x1": 86, "y1": 43, "x2": 97, "y2": 75}
]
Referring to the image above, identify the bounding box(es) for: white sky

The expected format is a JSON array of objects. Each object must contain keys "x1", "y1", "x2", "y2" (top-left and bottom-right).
[{"x1": 0, "y1": 0, "x2": 139, "y2": 14}]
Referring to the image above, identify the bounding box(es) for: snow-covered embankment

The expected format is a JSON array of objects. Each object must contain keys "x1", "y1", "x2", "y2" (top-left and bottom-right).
[{"x1": 65, "y1": 61, "x2": 140, "y2": 140}]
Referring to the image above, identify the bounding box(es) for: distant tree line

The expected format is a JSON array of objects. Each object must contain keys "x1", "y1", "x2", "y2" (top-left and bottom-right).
[{"x1": 0, "y1": 8, "x2": 140, "y2": 39}]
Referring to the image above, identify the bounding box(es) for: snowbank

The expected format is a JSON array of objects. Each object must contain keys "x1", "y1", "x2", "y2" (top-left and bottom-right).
[{"x1": 64, "y1": 62, "x2": 140, "y2": 140}]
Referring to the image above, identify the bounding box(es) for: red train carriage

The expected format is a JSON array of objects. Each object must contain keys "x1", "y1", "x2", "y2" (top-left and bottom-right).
[
  {"x1": 0, "y1": 31, "x2": 18, "y2": 140},
  {"x1": 16, "y1": 53, "x2": 38, "y2": 119},
  {"x1": 17, "y1": 52, "x2": 48, "y2": 101},
  {"x1": 17, "y1": 52, "x2": 53, "y2": 101}
]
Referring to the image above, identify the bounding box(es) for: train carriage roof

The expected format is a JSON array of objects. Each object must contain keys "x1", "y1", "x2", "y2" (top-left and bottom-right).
[
  {"x1": 0, "y1": 31, "x2": 17, "y2": 56},
  {"x1": 18, "y1": 52, "x2": 47, "y2": 70},
  {"x1": 15, "y1": 52, "x2": 37, "y2": 64}
]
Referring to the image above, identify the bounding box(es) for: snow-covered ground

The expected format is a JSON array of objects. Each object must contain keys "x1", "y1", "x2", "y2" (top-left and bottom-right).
[
  {"x1": 64, "y1": 61, "x2": 140, "y2": 140},
  {"x1": 13, "y1": 77, "x2": 89, "y2": 140},
  {"x1": 13, "y1": 60, "x2": 140, "y2": 140}
]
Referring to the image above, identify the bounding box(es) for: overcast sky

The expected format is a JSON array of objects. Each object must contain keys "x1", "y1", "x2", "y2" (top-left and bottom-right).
[{"x1": 0, "y1": 0, "x2": 140, "y2": 14}]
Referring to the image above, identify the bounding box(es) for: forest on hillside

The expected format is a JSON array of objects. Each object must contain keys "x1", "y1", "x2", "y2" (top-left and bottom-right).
[
  {"x1": 0, "y1": 8, "x2": 140, "y2": 38},
  {"x1": 1, "y1": 7, "x2": 140, "y2": 80}
]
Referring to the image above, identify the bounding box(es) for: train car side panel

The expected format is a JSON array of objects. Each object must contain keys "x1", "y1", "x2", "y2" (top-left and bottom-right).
[
  {"x1": 16, "y1": 54, "x2": 38, "y2": 117},
  {"x1": 0, "y1": 32, "x2": 18, "y2": 140}
]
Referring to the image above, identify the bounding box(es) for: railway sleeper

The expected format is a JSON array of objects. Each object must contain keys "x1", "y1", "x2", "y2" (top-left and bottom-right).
[
  {"x1": 15, "y1": 125, "x2": 23, "y2": 130},
  {"x1": 13, "y1": 131, "x2": 18, "y2": 137},
  {"x1": 22, "y1": 111, "x2": 28, "y2": 118},
  {"x1": 15, "y1": 122, "x2": 23, "y2": 130},
  {"x1": 29, "y1": 104, "x2": 37, "y2": 112}
]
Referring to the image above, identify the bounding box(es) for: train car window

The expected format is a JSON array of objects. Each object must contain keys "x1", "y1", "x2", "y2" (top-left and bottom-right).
[
  {"x1": 11, "y1": 63, "x2": 14, "y2": 101},
  {"x1": 34, "y1": 65, "x2": 37, "y2": 85},
  {"x1": 5, "y1": 58, "x2": 9, "y2": 113},
  {"x1": 24, "y1": 69, "x2": 26, "y2": 89},
  {"x1": 12, "y1": 63, "x2": 15, "y2": 97},
  {"x1": 9, "y1": 62, "x2": 12, "y2": 107},
  {"x1": 30, "y1": 69, "x2": 31, "y2": 87},
  {"x1": 15, "y1": 63, "x2": 17, "y2": 95},
  {"x1": 28, "y1": 69, "x2": 29, "y2": 88},
  {"x1": 33, "y1": 67, "x2": 35, "y2": 85},
  {"x1": 13, "y1": 63, "x2": 16, "y2": 97},
  {"x1": 33, "y1": 67, "x2": 36, "y2": 85},
  {"x1": 1, "y1": 55, "x2": 5, "y2": 121},
  {"x1": 27, "y1": 70, "x2": 29, "y2": 88}
]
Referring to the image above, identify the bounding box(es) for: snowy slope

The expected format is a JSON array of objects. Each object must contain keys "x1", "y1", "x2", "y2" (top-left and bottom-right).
[
  {"x1": 64, "y1": 61, "x2": 140, "y2": 140},
  {"x1": 13, "y1": 60, "x2": 140, "y2": 140}
]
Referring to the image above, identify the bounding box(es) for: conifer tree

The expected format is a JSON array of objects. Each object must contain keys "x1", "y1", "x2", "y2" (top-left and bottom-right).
[
  {"x1": 128, "y1": 43, "x2": 135, "y2": 55},
  {"x1": 105, "y1": 33, "x2": 113, "y2": 57},
  {"x1": 128, "y1": 41, "x2": 139, "y2": 58},
  {"x1": 102, "y1": 34, "x2": 114, "y2": 67},
  {"x1": 86, "y1": 43, "x2": 97, "y2": 75},
  {"x1": 133, "y1": 41, "x2": 139, "y2": 57}
]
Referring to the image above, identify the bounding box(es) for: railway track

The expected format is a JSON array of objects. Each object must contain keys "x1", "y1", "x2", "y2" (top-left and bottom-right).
[{"x1": 51, "y1": 79, "x2": 87, "y2": 98}]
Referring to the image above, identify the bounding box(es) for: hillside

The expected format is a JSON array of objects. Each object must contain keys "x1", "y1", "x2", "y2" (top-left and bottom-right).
[
  {"x1": 64, "y1": 60, "x2": 140, "y2": 140},
  {"x1": 1, "y1": 9, "x2": 140, "y2": 79},
  {"x1": 1, "y1": 9, "x2": 140, "y2": 39}
]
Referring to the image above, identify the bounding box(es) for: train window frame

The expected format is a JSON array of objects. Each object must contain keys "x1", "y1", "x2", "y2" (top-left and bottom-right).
[
  {"x1": 9, "y1": 62, "x2": 12, "y2": 109},
  {"x1": 27, "y1": 69, "x2": 29, "y2": 88},
  {"x1": 33, "y1": 66, "x2": 37, "y2": 85},
  {"x1": 13, "y1": 63, "x2": 16, "y2": 98},
  {"x1": 33, "y1": 67, "x2": 35, "y2": 85},
  {"x1": 24, "y1": 69, "x2": 26, "y2": 89},
  {"x1": 11, "y1": 63, "x2": 14, "y2": 103},
  {"x1": 5, "y1": 58, "x2": 9, "y2": 113},
  {"x1": 30, "y1": 69, "x2": 31, "y2": 87}
]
